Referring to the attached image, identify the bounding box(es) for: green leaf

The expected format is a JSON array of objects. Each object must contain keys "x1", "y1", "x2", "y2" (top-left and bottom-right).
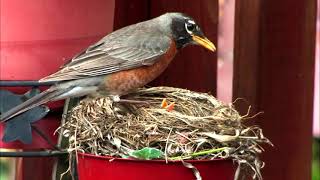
[{"x1": 129, "y1": 147, "x2": 164, "y2": 160}]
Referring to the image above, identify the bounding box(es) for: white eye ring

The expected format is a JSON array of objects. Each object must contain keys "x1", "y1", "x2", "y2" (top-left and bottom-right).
[
  {"x1": 187, "y1": 20, "x2": 195, "y2": 24},
  {"x1": 185, "y1": 21, "x2": 196, "y2": 34}
]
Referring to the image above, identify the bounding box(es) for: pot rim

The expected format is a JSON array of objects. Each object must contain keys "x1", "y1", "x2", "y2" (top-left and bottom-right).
[{"x1": 77, "y1": 152, "x2": 232, "y2": 164}]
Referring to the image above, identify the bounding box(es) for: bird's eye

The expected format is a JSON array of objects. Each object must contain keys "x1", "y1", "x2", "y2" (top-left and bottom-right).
[
  {"x1": 187, "y1": 23, "x2": 195, "y2": 31},
  {"x1": 185, "y1": 22, "x2": 196, "y2": 33}
]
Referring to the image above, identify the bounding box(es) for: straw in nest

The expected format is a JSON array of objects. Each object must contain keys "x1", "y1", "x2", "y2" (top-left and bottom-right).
[{"x1": 59, "y1": 86, "x2": 272, "y2": 180}]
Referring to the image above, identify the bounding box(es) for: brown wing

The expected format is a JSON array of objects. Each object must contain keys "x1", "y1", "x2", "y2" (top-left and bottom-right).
[{"x1": 39, "y1": 23, "x2": 172, "y2": 82}]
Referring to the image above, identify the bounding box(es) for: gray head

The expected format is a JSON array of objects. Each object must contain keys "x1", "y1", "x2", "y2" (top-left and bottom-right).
[{"x1": 156, "y1": 13, "x2": 216, "y2": 51}]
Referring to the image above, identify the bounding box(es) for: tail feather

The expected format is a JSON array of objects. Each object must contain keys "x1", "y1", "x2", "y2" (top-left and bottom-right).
[{"x1": 0, "y1": 87, "x2": 65, "y2": 122}]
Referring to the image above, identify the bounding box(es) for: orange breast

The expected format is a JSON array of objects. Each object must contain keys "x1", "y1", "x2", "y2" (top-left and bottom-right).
[{"x1": 103, "y1": 40, "x2": 177, "y2": 95}]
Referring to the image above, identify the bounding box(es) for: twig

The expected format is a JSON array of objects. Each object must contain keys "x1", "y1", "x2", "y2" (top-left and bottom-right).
[
  {"x1": 164, "y1": 128, "x2": 173, "y2": 163},
  {"x1": 169, "y1": 147, "x2": 228, "y2": 160}
]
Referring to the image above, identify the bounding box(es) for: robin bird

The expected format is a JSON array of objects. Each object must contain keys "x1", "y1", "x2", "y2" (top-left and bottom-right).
[{"x1": 0, "y1": 12, "x2": 216, "y2": 122}]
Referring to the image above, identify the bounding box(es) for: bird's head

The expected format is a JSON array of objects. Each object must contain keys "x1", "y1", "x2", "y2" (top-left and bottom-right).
[{"x1": 158, "y1": 13, "x2": 216, "y2": 51}]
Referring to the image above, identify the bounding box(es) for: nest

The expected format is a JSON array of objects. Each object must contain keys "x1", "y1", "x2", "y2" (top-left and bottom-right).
[{"x1": 59, "y1": 87, "x2": 272, "y2": 179}]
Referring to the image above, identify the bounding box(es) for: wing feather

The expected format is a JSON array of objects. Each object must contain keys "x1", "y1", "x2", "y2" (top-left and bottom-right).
[{"x1": 40, "y1": 25, "x2": 172, "y2": 82}]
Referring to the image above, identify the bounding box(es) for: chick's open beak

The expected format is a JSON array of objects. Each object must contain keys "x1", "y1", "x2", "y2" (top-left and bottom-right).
[{"x1": 192, "y1": 35, "x2": 216, "y2": 52}]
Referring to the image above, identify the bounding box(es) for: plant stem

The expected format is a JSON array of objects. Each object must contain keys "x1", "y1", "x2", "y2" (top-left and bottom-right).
[{"x1": 169, "y1": 147, "x2": 228, "y2": 161}]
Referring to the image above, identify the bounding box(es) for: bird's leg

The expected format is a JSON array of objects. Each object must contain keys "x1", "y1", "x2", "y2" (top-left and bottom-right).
[{"x1": 111, "y1": 95, "x2": 149, "y2": 104}]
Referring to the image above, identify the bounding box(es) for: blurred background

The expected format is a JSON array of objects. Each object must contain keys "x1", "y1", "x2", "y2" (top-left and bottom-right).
[{"x1": 216, "y1": 0, "x2": 319, "y2": 179}]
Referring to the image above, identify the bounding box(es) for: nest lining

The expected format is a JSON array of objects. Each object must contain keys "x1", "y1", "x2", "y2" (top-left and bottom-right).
[{"x1": 59, "y1": 86, "x2": 272, "y2": 179}]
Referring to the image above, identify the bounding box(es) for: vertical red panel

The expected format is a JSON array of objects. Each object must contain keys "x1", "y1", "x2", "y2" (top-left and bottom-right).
[
  {"x1": 19, "y1": 157, "x2": 57, "y2": 180},
  {"x1": 258, "y1": 1, "x2": 316, "y2": 179},
  {"x1": 233, "y1": 0, "x2": 261, "y2": 116},
  {"x1": 113, "y1": 0, "x2": 150, "y2": 30},
  {"x1": 233, "y1": 0, "x2": 317, "y2": 179}
]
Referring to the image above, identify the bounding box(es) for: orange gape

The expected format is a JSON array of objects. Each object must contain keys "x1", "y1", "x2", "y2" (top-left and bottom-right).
[{"x1": 103, "y1": 40, "x2": 177, "y2": 95}]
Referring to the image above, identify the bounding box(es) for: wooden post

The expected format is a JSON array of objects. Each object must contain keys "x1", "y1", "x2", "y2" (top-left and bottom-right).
[
  {"x1": 233, "y1": 0, "x2": 261, "y2": 116},
  {"x1": 113, "y1": 0, "x2": 150, "y2": 30},
  {"x1": 233, "y1": 1, "x2": 317, "y2": 179}
]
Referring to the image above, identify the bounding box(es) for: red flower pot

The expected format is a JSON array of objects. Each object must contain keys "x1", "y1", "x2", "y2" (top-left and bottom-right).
[{"x1": 77, "y1": 153, "x2": 236, "y2": 180}]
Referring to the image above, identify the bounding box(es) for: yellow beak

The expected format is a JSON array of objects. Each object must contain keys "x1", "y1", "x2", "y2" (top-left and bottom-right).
[{"x1": 192, "y1": 35, "x2": 216, "y2": 52}]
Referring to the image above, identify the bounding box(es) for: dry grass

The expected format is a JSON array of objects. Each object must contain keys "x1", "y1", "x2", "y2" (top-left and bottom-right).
[{"x1": 59, "y1": 87, "x2": 272, "y2": 179}]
